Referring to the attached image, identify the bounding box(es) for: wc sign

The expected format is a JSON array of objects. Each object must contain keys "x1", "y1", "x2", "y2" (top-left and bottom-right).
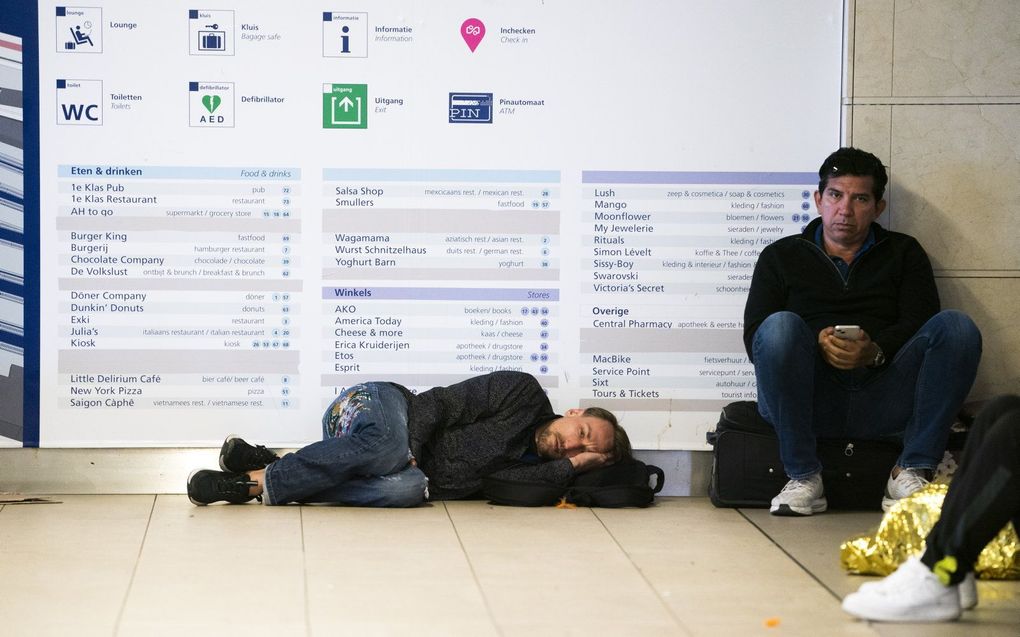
[
  {"x1": 189, "y1": 81, "x2": 235, "y2": 127},
  {"x1": 56, "y1": 79, "x2": 102, "y2": 125}
]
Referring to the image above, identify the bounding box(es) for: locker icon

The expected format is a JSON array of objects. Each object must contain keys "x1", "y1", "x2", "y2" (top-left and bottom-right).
[{"x1": 199, "y1": 30, "x2": 225, "y2": 51}]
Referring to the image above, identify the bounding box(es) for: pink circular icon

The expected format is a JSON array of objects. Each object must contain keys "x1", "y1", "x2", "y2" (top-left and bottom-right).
[{"x1": 461, "y1": 18, "x2": 485, "y2": 52}]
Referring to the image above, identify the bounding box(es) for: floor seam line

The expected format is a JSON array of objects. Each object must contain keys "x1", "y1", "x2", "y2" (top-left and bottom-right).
[
  {"x1": 112, "y1": 493, "x2": 157, "y2": 635},
  {"x1": 737, "y1": 508, "x2": 844, "y2": 603},
  {"x1": 301, "y1": 507, "x2": 311, "y2": 637},
  {"x1": 592, "y1": 508, "x2": 696, "y2": 636},
  {"x1": 444, "y1": 502, "x2": 505, "y2": 637}
]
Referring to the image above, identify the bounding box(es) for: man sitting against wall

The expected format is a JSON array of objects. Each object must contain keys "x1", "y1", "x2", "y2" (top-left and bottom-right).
[
  {"x1": 186, "y1": 370, "x2": 632, "y2": 506},
  {"x1": 743, "y1": 147, "x2": 982, "y2": 516}
]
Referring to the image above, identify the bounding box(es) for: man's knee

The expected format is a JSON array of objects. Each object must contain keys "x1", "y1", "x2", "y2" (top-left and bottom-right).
[
  {"x1": 753, "y1": 312, "x2": 812, "y2": 359},
  {"x1": 930, "y1": 310, "x2": 982, "y2": 351},
  {"x1": 376, "y1": 468, "x2": 428, "y2": 508}
]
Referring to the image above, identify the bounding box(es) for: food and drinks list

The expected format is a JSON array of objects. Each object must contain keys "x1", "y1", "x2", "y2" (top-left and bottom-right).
[{"x1": 33, "y1": 0, "x2": 842, "y2": 447}]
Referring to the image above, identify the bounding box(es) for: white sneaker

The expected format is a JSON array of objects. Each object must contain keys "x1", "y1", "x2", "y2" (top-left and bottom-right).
[
  {"x1": 882, "y1": 467, "x2": 930, "y2": 512},
  {"x1": 842, "y1": 557, "x2": 961, "y2": 622},
  {"x1": 858, "y1": 569, "x2": 976, "y2": 609},
  {"x1": 770, "y1": 472, "x2": 826, "y2": 516}
]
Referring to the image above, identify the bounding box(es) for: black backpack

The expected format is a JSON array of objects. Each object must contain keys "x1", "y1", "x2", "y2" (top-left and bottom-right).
[{"x1": 482, "y1": 457, "x2": 665, "y2": 508}]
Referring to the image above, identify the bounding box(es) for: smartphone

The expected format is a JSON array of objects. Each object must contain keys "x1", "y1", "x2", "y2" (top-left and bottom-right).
[{"x1": 834, "y1": 325, "x2": 862, "y2": 340}]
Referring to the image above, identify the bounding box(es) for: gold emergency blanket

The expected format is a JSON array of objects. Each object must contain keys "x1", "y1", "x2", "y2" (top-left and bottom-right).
[{"x1": 840, "y1": 483, "x2": 1020, "y2": 579}]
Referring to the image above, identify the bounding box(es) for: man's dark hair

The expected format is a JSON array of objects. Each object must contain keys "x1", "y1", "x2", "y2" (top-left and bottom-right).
[
  {"x1": 583, "y1": 406, "x2": 633, "y2": 462},
  {"x1": 818, "y1": 147, "x2": 888, "y2": 201}
]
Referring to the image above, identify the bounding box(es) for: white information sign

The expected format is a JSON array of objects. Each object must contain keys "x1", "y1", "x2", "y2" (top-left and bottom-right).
[{"x1": 34, "y1": 0, "x2": 843, "y2": 448}]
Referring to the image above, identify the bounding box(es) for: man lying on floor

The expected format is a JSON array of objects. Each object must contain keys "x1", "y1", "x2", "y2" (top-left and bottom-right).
[{"x1": 187, "y1": 370, "x2": 632, "y2": 506}]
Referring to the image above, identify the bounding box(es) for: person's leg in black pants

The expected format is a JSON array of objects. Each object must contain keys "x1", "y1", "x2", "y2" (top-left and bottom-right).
[
  {"x1": 920, "y1": 394, "x2": 1020, "y2": 585},
  {"x1": 844, "y1": 394, "x2": 1020, "y2": 622}
]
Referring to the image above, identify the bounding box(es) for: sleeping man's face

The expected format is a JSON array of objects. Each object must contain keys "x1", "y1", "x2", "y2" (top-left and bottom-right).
[{"x1": 534, "y1": 411, "x2": 614, "y2": 460}]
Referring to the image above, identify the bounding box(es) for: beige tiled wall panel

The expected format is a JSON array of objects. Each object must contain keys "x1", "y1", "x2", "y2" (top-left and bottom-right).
[
  {"x1": 847, "y1": 104, "x2": 893, "y2": 228},
  {"x1": 887, "y1": 104, "x2": 1020, "y2": 271},
  {"x1": 851, "y1": 0, "x2": 894, "y2": 97},
  {"x1": 850, "y1": 0, "x2": 1020, "y2": 407},
  {"x1": 848, "y1": 104, "x2": 892, "y2": 169},
  {"x1": 936, "y1": 277, "x2": 1020, "y2": 400},
  {"x1": 893, "y1": 0, "x2": 1020, "y2": 97}
]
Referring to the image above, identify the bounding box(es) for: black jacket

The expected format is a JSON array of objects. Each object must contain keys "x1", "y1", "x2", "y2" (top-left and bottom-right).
[
  {"x1": 743, "y1": 218, "x2": 940, "y2": 363},
  {"x1": 392, "y1": 371, "x2": 574, "y2": 500}
]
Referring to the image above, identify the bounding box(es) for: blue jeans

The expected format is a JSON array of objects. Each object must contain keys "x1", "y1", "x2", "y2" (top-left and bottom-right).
[
  {"x1": 752, "y1": 310, "x2": 982, "y2": 479},
  {"x1": 263, "y1": 382, "x2": 428, "y2": 506}
]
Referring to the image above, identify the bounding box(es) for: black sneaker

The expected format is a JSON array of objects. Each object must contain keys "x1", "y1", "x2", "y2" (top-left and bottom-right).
[
  {"x1": 187, "y1": 469, "x2": 260, "y2": 505},
  {"x1": 218, "y1": 434, "x2": 279, "y2": 473}
]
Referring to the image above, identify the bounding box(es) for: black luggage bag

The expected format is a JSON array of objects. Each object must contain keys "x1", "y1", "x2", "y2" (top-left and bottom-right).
[{"x1": 706, "y1": 401, "x2": 902, "y2": 510}]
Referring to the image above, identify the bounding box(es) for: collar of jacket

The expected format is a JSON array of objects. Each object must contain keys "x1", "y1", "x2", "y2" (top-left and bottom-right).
[{"x1": 798, "y1": 216, "x2": 888, "y2": 243}]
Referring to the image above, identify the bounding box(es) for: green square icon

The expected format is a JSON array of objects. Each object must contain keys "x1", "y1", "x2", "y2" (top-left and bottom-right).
[{"x1": 322, "y1": 83, "x2": 368, "y2": 129}]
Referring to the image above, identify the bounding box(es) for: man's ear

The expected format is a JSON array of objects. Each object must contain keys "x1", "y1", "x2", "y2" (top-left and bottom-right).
[{"x1": 564, "y1": 408, "x2": 584, "y2": 417}]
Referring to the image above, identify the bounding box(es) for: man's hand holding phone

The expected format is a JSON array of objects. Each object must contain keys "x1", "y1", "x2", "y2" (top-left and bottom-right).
[
  {"x1": 834, "y1": 325, "x2": 862, "y2": 341},
  {"x1": 819, "y1": 324, "x2": 876, "y2": 369}
]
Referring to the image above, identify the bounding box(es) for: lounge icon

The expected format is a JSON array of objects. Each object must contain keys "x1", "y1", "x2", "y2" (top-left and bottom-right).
[{"x1": 65, "y1": 23, "x2": 94, "y2": 49}]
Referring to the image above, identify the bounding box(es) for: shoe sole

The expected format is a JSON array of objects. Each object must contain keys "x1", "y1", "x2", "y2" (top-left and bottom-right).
[
  {"x1": 858, "y1": 575, "x2": 978, "y2": 610},
  {"x1": 770, "y1": 500, "x2": 827, "y2": 516},
  {"x1": 842, "y1": 594, "x2": 961, "y2": 622},
  {"x1": 218, "y1": 434, "x2": 241, "y2": 472},
  {"x1": 187, "y1": 468, "x2": 208, "y2": 506}
]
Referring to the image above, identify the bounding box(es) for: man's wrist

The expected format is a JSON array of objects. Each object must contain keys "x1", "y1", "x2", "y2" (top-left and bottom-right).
[{"x1": 868, "y1": 343, "x2": 886, "y2": 368}]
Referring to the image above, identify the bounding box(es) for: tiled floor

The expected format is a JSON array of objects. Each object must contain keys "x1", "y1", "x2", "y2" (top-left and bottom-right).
[{"x1": 0, "y1": 497, "x2": 1017, "y2": 636}]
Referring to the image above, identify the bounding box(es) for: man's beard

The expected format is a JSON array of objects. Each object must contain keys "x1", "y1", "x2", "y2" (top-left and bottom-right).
[{"x1": 534, "y1": 424, "x2": 559, "y2": 459}]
